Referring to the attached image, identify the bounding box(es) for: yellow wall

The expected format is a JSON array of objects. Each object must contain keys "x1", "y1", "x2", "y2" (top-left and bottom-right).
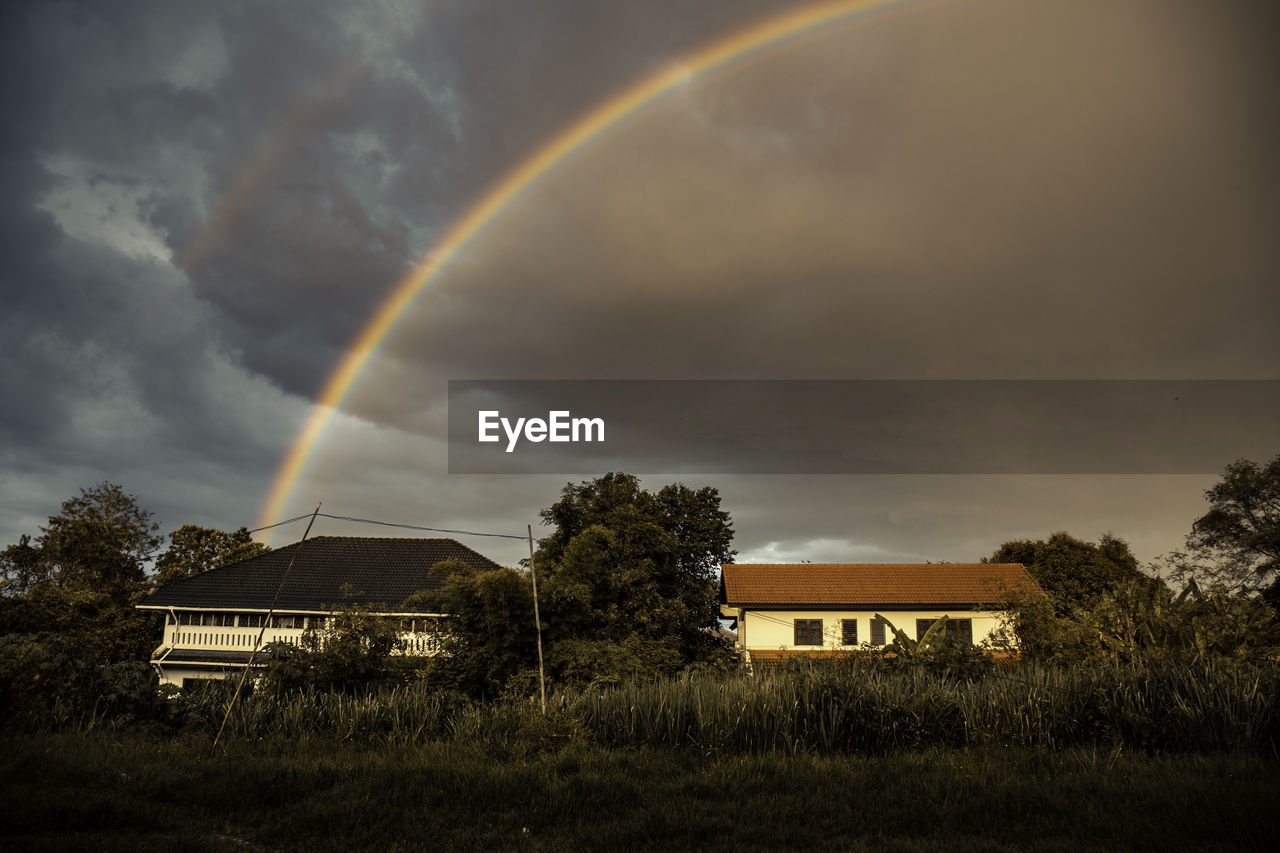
[{"x1": 737, "y1": 609, "x2": 1010, "y2": 652}]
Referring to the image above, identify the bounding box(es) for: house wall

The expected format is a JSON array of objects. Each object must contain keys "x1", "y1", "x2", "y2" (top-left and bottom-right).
[
  {"x1": 153, "y1": 665, "x2": 242, "y2": 689},
  {"x1": 737, "y1": 608, "x2": 1010, "y2": 654},
  {"x1": 148, "y1": 609, "x2": 445, "y2": 687}
]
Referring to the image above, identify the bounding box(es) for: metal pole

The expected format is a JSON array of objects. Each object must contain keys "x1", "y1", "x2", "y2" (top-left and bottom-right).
[
  {"x1": 528, "y1": 524, "x2": 547, "y2": 715},
  {"x1": 213, "y1": 502, "x2": 321, "y2": 748}
]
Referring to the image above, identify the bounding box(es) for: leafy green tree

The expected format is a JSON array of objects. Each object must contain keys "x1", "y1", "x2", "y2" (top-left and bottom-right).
[
  {"x1": 0, "y1": 535, "x2": 46, "y2": 596},
  {"x1": 1150, "y1": 550, "x2": 1260, "y2": 598},
  {"x1": 986, "y1": 532, "x2": 1155, "y2": 614},
  {"x1": 1188, "y1": 454, "x2": 1280, "y2": 588},
  {"x1": 259, "y1": 599, "x2": 407, "y2": 694},
  {"x1": 993, "y1": 577, "x2": 1280, "y2": 665},
  {"x1": 154, "y1": 525, "x2": 269, "y2": 585},
  {"x1": 2, "y1": 483, "x2": 162, "y2": 603},
  {"x1": 412, "y1": 475, "x2": 736, "y2": 696},
  {"x1": 535, "y1": 473, "x2": 736, "y2": 679},
  {"x1": 404, "y1": 558, "x2": 538, "y2": 698},
  {"x1": 0, "y1": 484, "x2": 164, "y2": 724}
]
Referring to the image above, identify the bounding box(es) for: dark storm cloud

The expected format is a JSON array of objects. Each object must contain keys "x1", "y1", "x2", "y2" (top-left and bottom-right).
[
  {"x1": 0, "y1": 0, "x2": 803, "y2": 547},
  {"x1": 0, "y1": 1, "x2": 300, "y2": 540},
  {"x1": 1, "y1": 0, "x2": 1275, "y2": 567},
  {"x1": 360, "y1": 0, "x2": 1280, "y2": 399},
  {"x1": 310, "y1": 0, "x2": 1277, "y2": 562}
]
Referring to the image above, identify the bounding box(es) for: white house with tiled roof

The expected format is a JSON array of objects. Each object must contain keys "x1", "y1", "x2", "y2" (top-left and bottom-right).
[
  {"x1": 719, "y1": 563, "x2": 1041, "y2": 666},
  {"x1": 137, "y1": 536, "x2": 501, "y2": 688}
]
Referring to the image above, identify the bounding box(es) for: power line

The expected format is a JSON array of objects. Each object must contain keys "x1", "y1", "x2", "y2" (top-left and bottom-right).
[
  {"x1": 248, "y1": 509, "x2": 530, "y2": 541},
  {"x1": 317, "y1": 512, "x2": 527, "y2": 537},
  {"x1": 248, "y1": 513, "x2": 314, "y2": 534}
]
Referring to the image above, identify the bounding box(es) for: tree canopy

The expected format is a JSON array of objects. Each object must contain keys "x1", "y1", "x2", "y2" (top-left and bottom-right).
[
  {"x1": 154, "y1": 524, "x2": 270, "y2": 585},
  {"x1": 403, "y1": 558, "x2": 538, "y2": 698},
  {"x1": 535, "y1": 473, "x2": 735, "y2": 680},
  {"x1": 986, "y1": 531, "x2": 1154, "y2": 613},
  {"x1": 1, "y1": 484, "x2": 164, "y2": 721},
  {"x1": 416, "y1": 474, "x2": 738, "y2": 695},
  {"x1": 1189, "y1": 454, "x2": 1280, "y2": 586},
  {"x1": 2, "y1": 482, "x2": 161, "y2": 601}
]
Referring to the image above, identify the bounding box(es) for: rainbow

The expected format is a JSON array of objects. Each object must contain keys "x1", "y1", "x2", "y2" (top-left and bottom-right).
[{"x1": 256, "y1": 0, "x2": 922, "y2": 533}]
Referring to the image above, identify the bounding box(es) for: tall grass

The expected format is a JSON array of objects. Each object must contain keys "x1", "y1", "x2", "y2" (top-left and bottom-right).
[
  {"x1": 571, "y1": 659, "x2": 1278, "y2": 753},
  {"x1": 150, "y1": 657, "x2": 1279, "y2": 755}
]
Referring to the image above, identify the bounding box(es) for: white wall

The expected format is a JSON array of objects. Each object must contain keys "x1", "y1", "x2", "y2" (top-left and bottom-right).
[{"x1": 738, "y1": 609, "x2": 1010, "y2": 652}]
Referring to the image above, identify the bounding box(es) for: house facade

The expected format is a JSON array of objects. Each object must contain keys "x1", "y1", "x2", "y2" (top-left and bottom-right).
[
  {"x1": 719, "y1": 562, "x2": 1041, "y2": 667},
  {"x1": 136, "y1": 536, "x2": 501, "y2": 688}
]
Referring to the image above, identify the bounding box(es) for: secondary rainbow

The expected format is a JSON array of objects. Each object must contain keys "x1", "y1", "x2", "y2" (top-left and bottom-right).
[{"x1": 256, "y1": 0, "x2": 922, "y2": 532}]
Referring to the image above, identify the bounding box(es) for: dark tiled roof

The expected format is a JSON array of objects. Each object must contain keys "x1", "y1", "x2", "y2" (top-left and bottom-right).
[
  {"x1": 139, "y1": 536, "x2": 501, "y2": 612},
  {"x1": 720, "y1": 563, "x2": 1040, "y2": 607}
]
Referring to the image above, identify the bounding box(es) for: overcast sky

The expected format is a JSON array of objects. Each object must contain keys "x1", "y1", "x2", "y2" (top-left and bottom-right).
[{"x1": 3, "y1": 0, "x2": 1277, "y2": 571}]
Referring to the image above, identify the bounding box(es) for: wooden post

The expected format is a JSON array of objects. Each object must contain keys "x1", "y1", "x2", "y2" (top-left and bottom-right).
[
  {"x1": 213, "y1": 502, "x2": 321, "y2": 748},
  {"x1": 528, "y1": 524, "x2": 547, "y2": 715}
]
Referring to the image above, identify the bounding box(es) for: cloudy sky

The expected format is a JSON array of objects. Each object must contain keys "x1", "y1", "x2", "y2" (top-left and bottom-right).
[{"x1": 3, "y1": 0, "x2": 1277, "y2": 570}]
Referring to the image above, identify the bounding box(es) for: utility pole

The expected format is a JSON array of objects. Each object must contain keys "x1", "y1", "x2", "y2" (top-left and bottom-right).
[
  {"x1": 214, "y1": 502, "x2": 321, "y2": 748},
  {"x1": 528, "y1": 524, "x2": 547, "y2": 715}
]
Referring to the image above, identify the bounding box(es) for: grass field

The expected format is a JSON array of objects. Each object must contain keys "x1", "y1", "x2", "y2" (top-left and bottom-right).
[{"x1": 4, "y1": 732, "x2": 1279, "y2": 852}]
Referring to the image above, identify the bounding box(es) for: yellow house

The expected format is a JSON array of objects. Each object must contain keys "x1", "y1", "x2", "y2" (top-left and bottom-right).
[{"x1": 719, "y1": 562, "x2": 1040, "y2": 667}]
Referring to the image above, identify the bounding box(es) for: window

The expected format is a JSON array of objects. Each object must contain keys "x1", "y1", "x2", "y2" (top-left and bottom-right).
[
  {"x1": 240, "y1": 613, "x2": 264, "y2": 628},
  {"x1": 915, "y1": 617, "x2": 974, "y2": 644},
  {"x1": 841, "y1": 619, "x2": 858, "y2": 646},
  {"x1": 870, "y1": 617, "x2": 886, "y2": 645},
  {"x1": 946, "y1": 619, "x2": 973, "y2": 644},
  {"x1": 794, "y1": 619, "x2": 823, "y2": 646}
]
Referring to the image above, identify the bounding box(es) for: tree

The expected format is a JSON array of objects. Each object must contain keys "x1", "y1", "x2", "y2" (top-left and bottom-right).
[
  {"x1": 535, "y1": 473, "x2": 736, "y2": 679},
  {"x1": 154, "y1": 525, "x2": 270, "y2": 585},
  {"x1": 259, "y1": 597, "x2": 408, "y2": 694},
  {"x1": 985, "y1": 531, "x2": 1155, "y2": 614},
  {"x1": 404, "y1": 558, "x2": 538, "y2": 698},
  {"x1": 0, "y1": 535, "x2": 46, "y2": 596},
  {"x1": 2, "y1": 483, "x2": 161, "y2": 602},
  {"x1": 0, "y1": 484, "x2": 164, "y2": 724},
  {"x1": 1188, "y1": 454, "x2": 1280, "y2": 587}
]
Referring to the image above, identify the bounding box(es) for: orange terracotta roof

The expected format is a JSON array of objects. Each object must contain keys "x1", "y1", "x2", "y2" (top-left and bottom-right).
[{"x1": 720, "y1": 563, "x2": 1040, "y2": 607}]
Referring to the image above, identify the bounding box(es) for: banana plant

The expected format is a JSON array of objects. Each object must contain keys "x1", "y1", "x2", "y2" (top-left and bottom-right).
[{"x1": 875, "y1": 613, "x2": 949, "y2": 659}]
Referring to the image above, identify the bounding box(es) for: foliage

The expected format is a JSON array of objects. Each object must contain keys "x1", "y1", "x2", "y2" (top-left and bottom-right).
[
  {"x1": 258, "y1": 600, "x2": 411, "y2": 695},
  {"x1": 986, "y1": 531, "x2": 1153, "y2": 614},
  {"x1": 873, "y1": 613, "x2": 995, "y2": 679},
  {"x1": 0, "y1": 629, "x2": 163, "y2": 729},
  {"x1": 413, "y1": 475, "x2": 737, "y2": 697},
  {"x1": 994, "y1": 578, "x2": 1280, "y2": 665},
  {"x1": 405, "y1": 558, "x2": 540, "y2": 698},
  {"x1": 153, "y1": 524, "x2": 269, "y2": 585},
  {"x1": 1189, "y1": 454, "x2": 1280, "y2": 584},
  {"x1": 40, "y1": 658, "x2": 1278, "y2": 758},
  {"x1": 0, "y1": 484, "x2": 166, "y2": 726},
  {"x1": 1152, "y1": 548, "x2": 1263, "y2": 598},
  {"x1": 877, "y1": 613, "x2": 950, "y2": 658},
  {"x1": 535, "y1": 473, "x2": 735, "y2": 673},
  {"x1": 0, "y1": 536, "x2": 44, "y2": 596},
  {"x1": 2, "y1": 483, "x2": 161, "y2": 601}
]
